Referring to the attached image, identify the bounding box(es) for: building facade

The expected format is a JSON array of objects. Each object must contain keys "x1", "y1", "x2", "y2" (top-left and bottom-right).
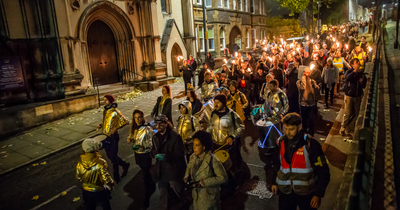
[
  {"x1": 0, "y1": 0, "x2": 196, "y2": 106},
  {"x1": 0, "y1": 0, "x2": 195, "y2": 137},
  {"x1": 193, "y1": 0, "x2": 267, "y2": 62}
]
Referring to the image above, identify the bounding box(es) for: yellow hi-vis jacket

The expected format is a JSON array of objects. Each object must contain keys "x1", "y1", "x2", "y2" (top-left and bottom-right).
[{"x1": 333, "y1": 57, "x2": 344, "y2": 73}]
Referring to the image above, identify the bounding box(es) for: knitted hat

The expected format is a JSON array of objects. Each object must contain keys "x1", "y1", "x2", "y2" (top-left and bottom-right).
[
  {"x1": 82, "y1": 138, "x2": 102, "y2": 153},
  {"x1": 104, "y1": 94, "x2": 115, "y2": 104},
  {"x1": 214, "y1": 94, "x2": 227, "y2": 107}
]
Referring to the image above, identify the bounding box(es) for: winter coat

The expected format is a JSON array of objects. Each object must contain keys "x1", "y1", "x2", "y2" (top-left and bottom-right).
[
  {"x1": 344, "y1": 68, "x2": 367, "y2": 97},
  {"x1": 190, "y1": 98, "x2": 203, "y2": 116},
  {"x1": 321, "y1": 66, "x2": 339, "y2": 89},
  {"x1": 189, "y1": 59, "x2": 198, "y2": 74},
  {"x1": 310, "y1": 68, "x2": 322, "y2": 85},
  {"x1": 198, "y1": 68, "x2": 207, "y2": 87},
  {"x1": 286, "y1": 68, "x2": 299, "y2": 99},
  {"x1": 180, "y1": 65, "x2": 193, "y2": 80},
  {"x1": 184, "y1": 152, "x2": 228, "y2": 210},
  {"x1": 76, "y1": 152, "x2": 114, "y2": 192},
  {"x1": 151, "y1": 97, "x2": 172, "y2": 125},
  {"x1": 269, "y1": 67, "x2": 285, "y2": 89},
  {"x1": 151, "y1": 127, "x2": 186, "y2": 181},
  {"x1": 268, "y1": 130, "x2": 330, "y2": 198}
]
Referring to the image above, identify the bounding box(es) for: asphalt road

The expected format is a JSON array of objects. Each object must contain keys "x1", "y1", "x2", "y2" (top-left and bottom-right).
[{"x1": 0, "y1": 99, "x2": 335, "y2": 210}]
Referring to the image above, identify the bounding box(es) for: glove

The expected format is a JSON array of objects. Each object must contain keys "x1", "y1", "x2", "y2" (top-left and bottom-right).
[
  {"x1": 103, "y1": 185, "x2": 112, "y2": 191},
  {"x1": 132, "y1": 145, "x2": 140, "y2": 151},
  {"x1": 155, "y1": 154, "x2": 165, "y2": 161}
]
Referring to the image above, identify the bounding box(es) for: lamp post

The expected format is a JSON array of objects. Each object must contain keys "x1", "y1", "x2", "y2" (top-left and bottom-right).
[
  {"x1": 395, "y1": 1, "x2": 399, "y2": 49},
  {"x1": 202, "y1": 0, "x2": 208, "y2": 59},
  {"x1": 317, "y1": 2, "x2": 321, "y2": 35}
]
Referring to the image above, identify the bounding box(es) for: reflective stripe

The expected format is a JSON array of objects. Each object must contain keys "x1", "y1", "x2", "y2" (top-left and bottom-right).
[
  {"x1": 276, "y1": 178, "x2": 315, "y2": 186},
  {"x1": 280, "y1": 167, "x2": 313, "y2": 173},
  {"x1": 333, "y1": 58, "x2": 344, "y2": 72}
]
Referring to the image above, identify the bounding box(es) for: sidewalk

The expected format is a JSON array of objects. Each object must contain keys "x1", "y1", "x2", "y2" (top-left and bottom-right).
[{"x1": 0, "y1": 79, "x2": 188, "y2": 175}]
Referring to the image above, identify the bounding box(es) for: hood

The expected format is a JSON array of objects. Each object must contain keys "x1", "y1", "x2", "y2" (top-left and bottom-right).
[
  {"x1": 79, "y1": 152, "x2": 100, "y2": 169},
  {"x1": 104, "y1": 103, "x2": 117, "y2": 110},
  {"x1": 179, "y1": 100, "x2": 193, "y2": 116}
]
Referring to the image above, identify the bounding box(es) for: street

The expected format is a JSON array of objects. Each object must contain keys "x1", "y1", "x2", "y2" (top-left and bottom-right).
[{"x1": 0, "y1": 88, "x2": 343, "y2": 210}]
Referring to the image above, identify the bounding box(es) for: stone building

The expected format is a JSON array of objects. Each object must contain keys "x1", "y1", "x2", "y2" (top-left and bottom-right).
[
  {"x1": 193, "y1": 0, "x2": 267, "y2": 64},
  {"x1": 0, "y1": 0, "x2": 195, "y2": 137}
]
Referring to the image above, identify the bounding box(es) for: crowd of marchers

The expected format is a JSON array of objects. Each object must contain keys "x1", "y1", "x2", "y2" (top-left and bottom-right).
[{"x1": 75, "y1": 21, "x2": 370, "y2": 210}]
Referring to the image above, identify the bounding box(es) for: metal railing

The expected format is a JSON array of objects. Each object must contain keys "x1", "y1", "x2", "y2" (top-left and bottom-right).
[
  {"x1": 120, "y1": 69, "x2": 150, "y2": 90},
  {"x1": 346, "y1": 23, "x2": 382, "y2": 210}
]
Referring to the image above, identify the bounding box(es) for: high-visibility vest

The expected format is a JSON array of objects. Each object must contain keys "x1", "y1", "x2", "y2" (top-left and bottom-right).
[
  {"x1": 333, "y1": 57, "x2": 344, "y2": 72},
  {"x1": 276, "y1": 134, "x2": 316, "y2": 195},
  {"x1": 354, "y1": 52, "x2": 366, "y2": 69}
]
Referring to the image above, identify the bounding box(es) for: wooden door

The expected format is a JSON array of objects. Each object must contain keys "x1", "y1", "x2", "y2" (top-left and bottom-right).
[
  {"x1": 171, "y1": 43, "x2": 182, "y2": 77},
  {"x1": 87, "y1": 20, "x2": 119, "y2": 85}
]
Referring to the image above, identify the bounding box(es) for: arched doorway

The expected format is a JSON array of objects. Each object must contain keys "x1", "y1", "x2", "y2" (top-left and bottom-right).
[
  {"x1": 87, "y1": 20, "x2": 119, "y2": 85},
  {"x1": 229, "y1": 26, "x2": 242, "y2": 53},
  {"x1": 171, "y1": 43, "x2": 183, "y2": 77}
]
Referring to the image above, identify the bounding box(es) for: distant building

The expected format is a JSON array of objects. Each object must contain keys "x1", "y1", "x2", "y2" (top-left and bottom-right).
[{"x1": 193, "y1": 0, "x2": 268, "y2": 63}]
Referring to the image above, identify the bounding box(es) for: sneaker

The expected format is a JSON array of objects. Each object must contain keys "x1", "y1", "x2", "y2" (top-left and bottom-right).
[{"x1": 121, "y1": 162, "x2": 130, "y2": 179}]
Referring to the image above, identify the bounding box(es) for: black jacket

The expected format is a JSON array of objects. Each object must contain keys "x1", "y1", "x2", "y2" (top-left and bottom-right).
[
  {"x1": 269, "y1": 67, "x2": 285, "y2": 89},
  {"x1": 268, "y1": 131, "x2": 330, "y2": 198},
  {"x1": 198, "y1": 68, "x2": 207, "y2": 87},
  {"x1": 180, "y1": 65, "x2": 193, "y2": 79},
  {"x1": 286, "y1": 68, "x2": 299, "y2": 98},
  {"x1": 344, "y1": 68, "x2": 367, "y2": 97},
  {"x1": 189, "y1": 59, "x2": 197, "y2": 74},
  {"x1": 151, "y1": 97, "x2": 172, "y2": 125},
  {"x1": 151, "y1": 127, "x2": 186, "y2": 181}
]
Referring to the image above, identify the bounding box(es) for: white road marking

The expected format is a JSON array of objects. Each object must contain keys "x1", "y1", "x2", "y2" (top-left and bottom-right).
[
  {"x1": 247, "y1": 163, "x2": 264, "y2": 168},
  {"x1": 30, "y1": 185, "x2": 76, "y2": 210}
]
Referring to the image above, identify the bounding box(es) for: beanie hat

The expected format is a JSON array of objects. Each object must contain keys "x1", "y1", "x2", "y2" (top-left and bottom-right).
[
  {"x1": 214, "y1": 94, "x2": 227, "y2": 107},
  {"x1": 104, "y1": 94, "x2": 115, "y2": 104},
  {"x1": 82, "y1": 138, "x2": 102, "y2": 153}
]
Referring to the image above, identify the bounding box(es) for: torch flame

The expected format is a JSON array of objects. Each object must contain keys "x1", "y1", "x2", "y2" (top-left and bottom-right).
[
  {"x1": 306, "y1": 36, "x2": 309, "y2": 40},
  {"x1": 224, "y1": 59, "x2": 227, "y2": 63},
  {"x1": 332, "y1": 38, "x2": 336, "y2": 42},
  {"x1": 311, "y1": 39, "x2": 314, "y2": 43},
  {"x1": 248, "y1": 68, "x2": 251, "y2": 72},
  {"x1": 336, "y1": 42, "x2": 339, "y2": 48},
  {"x1": 232, "y1": 60, "x2": 236, "y2": 64},
  {"x1": 268, "y1": 57, "x2": 272, "y2": 61},
  {"x1": 345, "y1": 44, "x2": 349, "y2": 49},
  {"x1": 256, "y1": 39, "x2": 259, "y2": 42},
  {"x1": 368, "y1": 46, "x2": 372, "y2": 52},
  {"x1": 310, "y1": 64, "x2": 315, "y2": 70},
  {"x1": 235, "y1": 52, "x2": 238, "y2": 57},
  {"x1": 207, "y1": 69, "x2": 211, "y2": 73}
]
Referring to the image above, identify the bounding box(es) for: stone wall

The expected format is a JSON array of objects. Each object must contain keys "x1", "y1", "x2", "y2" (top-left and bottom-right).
[{"x1": 0, "y1": 94, "x2": 98, "y2": 139}]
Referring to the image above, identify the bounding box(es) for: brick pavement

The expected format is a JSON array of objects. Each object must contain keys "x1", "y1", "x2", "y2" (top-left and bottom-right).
[{"x1": 0, "y1": 79, "x2": 190, "y2": 175}]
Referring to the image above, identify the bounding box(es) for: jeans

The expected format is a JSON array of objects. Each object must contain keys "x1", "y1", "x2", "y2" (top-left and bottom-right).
[
  {"x1": 342, "y1": 95, "x2": 362, "y2": 132},
  {"x1": 184, "y1": 77, "x2": 192, "y2": 91},
  {"x1": 82, "y1": 190, "x2": 112, "y2": 210},
  {"x1": 300, "y1": 105, "x2": 316, "y2": 136},
  {"x1": 158, "y1": 180, "x2": 183, "y2": 210},
  {"x1": 192, "y1": 74, "x2": 196, "y2": 88},
  {"x1": 279, "y1": 192, "x2": 316, "y2": 210},
  {"x1": 102, "y1": 133, "x2": 128, "y2": 181},
  {"x1": 323, "y1": 83, "x2": 335, "y2": 105}
]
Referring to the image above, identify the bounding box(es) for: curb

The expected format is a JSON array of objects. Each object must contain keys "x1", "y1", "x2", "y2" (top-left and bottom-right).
[{"x1": 0, "y1": 130, "x2": 101, "y2": 177}]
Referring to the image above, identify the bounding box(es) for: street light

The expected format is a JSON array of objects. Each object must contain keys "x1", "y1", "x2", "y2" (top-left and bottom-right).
[
  {"x1": 395, "y1": 0, "x2": 399, "y2": 49},
  {"x1": 317, "y1": 2, "x2": 321, "y2": 34}
]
